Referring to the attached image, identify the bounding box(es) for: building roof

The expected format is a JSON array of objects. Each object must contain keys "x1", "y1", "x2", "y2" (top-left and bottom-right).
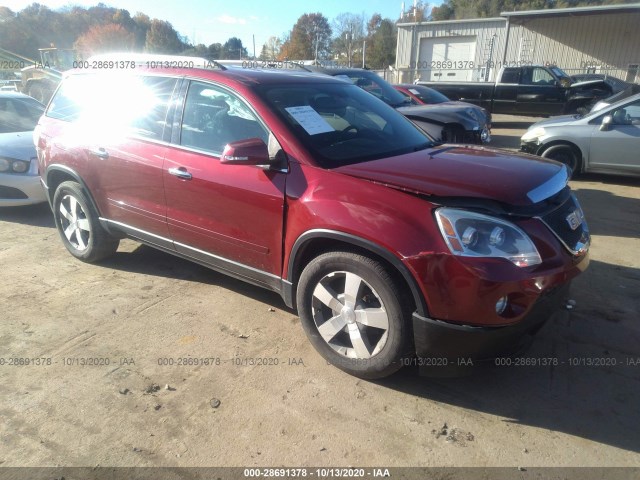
[
  {"x1": 501, "y1": 3, "x2": 640, "y2": 19},
  {"x1": 397, "y1": 3, "x2": 640, "y2": 26}
]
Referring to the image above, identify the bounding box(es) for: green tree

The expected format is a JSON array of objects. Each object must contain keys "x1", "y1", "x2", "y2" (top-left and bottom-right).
[
  {"x1": 208, "y1": 43, "x2": 223, "y2": 59},
  {"x1": 366, "y1": 15, "x2": 396, "y2": 69},
  {"x1": 221, "y1": 37, "x2": 247, "y2": 59},
  {"x1": 281, "y1": 13, "x2": 332, "y2": 60}
]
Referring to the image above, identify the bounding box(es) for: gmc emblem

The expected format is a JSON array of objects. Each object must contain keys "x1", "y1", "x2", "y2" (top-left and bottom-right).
[{"x1": 566, "y1": 209, "x2": 584, "y2": 231}]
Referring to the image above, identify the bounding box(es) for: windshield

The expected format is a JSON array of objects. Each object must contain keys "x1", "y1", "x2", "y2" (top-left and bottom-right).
[
  {"x1": 407, "y1": 86, "x2": 449, "y2": 104},
  {"x1": 256, "y1": 82, "x2": 434, "y2": 168},
  {"x1": 0, "y1": 96, "x2": 44, "y2": 133},
  {"x1": 333, "y1": 71, "x2": 411, "y2": 108},
  {"x1": 550, "y1": 66, "x2": 570, "y2": 80}
]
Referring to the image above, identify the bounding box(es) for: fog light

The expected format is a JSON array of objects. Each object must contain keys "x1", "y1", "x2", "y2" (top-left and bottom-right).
[
  {"x1": 481, "y1": 128, "x2": 491, "y2": 143},
  {"x1": 496, "y1": 296, "x2": 508, "y2": 315}
]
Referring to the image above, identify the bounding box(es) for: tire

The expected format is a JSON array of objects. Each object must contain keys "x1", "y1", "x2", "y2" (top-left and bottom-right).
[
  {"x1": 541, "y1": 144, "x2": 581, "y2": 177},
  {"x1": 52, "y1": 181, "x2": 119, "y2": 262},
  {"x1": 296, "y1": 251, "x2": 411, "y2": 379}
]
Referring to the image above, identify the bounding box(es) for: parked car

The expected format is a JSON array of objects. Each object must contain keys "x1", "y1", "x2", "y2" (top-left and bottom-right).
[
  {"x1": 394, "y1": 83, "x2": 491, "y2": 128},
  {"x1": 0, "y1": 92, "x2": 47, "y2": 206},
  {"x1": 418, "y1": 65, "x2": 615, "y2": 116},
  {"x1": 36, "y1": 54, "x2": 589, "y2": 379},
  {"x1": 306, "y1": 66, "x2": 490, "y2": 144},
  {"x1": 521, "y1": 92, "x2": 640, "y2": 178}
]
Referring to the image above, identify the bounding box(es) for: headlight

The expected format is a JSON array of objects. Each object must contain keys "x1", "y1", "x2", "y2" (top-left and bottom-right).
[
  {"x1": 521, "y1": 127, "x2": 545, "y2": 142},
  {"x1": 12, "y1": 160, "x2": 29, "y2": 173},
  {"x1": 0, "y1": 158, "x2": 30, "y2": 174},
  {"x1": 435, "y1": 208, "x2": 542, "y2": 267}
]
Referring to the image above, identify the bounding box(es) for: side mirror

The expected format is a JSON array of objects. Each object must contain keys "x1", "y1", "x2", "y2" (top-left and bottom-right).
[
  {"x1": 220, "y1": 138, "x2": 269, "y2": 166},
  {"x1": 600, "y1": 115, "x2": 612, "y2": 131}
]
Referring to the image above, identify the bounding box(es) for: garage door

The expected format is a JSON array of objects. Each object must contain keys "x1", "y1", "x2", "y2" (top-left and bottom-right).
[{"x1": 418, "y1": 36, "x2": 476, "y2": 81}]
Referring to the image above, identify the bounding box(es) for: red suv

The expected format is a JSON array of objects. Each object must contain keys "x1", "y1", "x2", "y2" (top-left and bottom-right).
[{"x1": 34, "y1": 55, "x2": 590, "y2": 379}]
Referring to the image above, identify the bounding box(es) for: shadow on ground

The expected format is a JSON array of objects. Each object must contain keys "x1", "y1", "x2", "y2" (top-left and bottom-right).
[
  {"x1": 0, "y1": 202, "x2": 53, "y2": 228},
  {"x1": 100, "y1": 244, "x2": 292, "y2": 313}
]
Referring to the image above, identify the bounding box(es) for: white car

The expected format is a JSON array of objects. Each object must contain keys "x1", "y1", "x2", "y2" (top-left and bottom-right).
[
  {"x1": 0, "y1": 92, "x2": 47, "y2": 206},
  {"x1": 521, "y1": 92, "x2": 640, "y2": 178}
]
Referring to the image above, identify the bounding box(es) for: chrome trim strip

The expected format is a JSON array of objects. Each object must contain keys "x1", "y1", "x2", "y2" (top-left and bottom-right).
[
  {"x1": 100, "y1": 218, "x2": 171, "y2": 243},
  {"x1": 100, "y1": 217, "x2": 281, "y2": 280},
  {"x1": 174, "y1": 241, "x2": 281, "y2": 280}
]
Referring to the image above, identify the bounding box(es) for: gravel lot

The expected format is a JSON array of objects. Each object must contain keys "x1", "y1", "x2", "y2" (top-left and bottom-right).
[{"x1": 0, "y1": 116, "x2": 639, "y2": 470}]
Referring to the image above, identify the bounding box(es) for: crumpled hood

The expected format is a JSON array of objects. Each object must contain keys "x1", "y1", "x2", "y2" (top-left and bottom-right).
[
  {"x1": 334, "y1": 145, "x2": 568, "y2": 207},
  {"x1": 0, "y1": 131, "x2": 37, "y2": 160},
  {"x1": 398, "y1": 103, "x2": 485, "y2": 128}
]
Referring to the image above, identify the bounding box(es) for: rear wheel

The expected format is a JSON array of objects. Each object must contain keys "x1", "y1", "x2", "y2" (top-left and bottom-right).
[
  {"x1": 53, "y1": 181, "x2": 119, "y2": 262},
  {"x1": 296, "y1": 251, "x2": 411, "y2": 379},
  {"x1": 542, "y1": 144, "x2": 581, "y2": 177}
]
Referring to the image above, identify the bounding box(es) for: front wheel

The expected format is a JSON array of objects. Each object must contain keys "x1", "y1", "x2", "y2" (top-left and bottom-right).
[
  {"x1": 53, "y1": 181, "x2": 119, "y2": 262},
  {"x1": 542, "y1": 144, "x2": 581, "y2": 177},
  {"x1": 296, "y1": 251, "x2": 411, "y2": 379}
]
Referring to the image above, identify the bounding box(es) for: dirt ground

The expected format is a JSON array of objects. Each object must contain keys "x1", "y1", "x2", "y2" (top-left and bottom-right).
[{"x1": 1, "y1": 116, "x2": 639, "y2": 470}]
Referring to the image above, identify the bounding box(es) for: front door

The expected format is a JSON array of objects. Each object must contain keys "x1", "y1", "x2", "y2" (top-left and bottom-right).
[
  {"x1": 589, "y1": 99, "x2": 640, "y2": 174},
  {"x1": 163, "y1": 80, "x2": 286, "y2": 286}
]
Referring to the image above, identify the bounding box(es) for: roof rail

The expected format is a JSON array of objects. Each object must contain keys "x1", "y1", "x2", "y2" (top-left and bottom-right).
[
  {"x1": 216, "y1": 59, "x2": 311, "y2": 72},
  {"x1": 86, "y1": 53, "x2": 226, "y2": 70}
]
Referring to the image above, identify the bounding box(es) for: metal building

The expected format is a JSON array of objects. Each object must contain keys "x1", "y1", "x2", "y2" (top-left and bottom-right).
[{"x1": 395, "y1": 3, "x2": 640, "y2": 84}]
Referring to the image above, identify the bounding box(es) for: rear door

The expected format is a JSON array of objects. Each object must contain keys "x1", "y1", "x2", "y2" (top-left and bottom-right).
[
  {"x1": 163, "y1": 80, "x2": 286, "y2": 287},
  {"x1": 43, "y1": 73, "x2": 178, "y2": 247}
]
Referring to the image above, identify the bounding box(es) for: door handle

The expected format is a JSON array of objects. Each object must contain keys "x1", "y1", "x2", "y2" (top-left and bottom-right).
[
  {"x1": 168, "y1": 167, "x2": 192, "y2": 180},
  {"x1": 89, "y1": 147, "x2": 109, "y2": 160}
]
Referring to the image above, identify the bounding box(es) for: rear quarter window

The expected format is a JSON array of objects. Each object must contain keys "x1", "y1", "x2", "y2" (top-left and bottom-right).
[{"x1": 46, "y1": 73, "x2": 178, "y2": 141}]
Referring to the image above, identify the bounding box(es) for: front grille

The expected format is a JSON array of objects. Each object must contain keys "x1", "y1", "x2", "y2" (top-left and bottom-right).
[
  {"x1": 0, "y1": 185, "x2": 28, "y2": 200},
  {"x1": 539, "y1": 193, "x2": 590, "y2": 255}
]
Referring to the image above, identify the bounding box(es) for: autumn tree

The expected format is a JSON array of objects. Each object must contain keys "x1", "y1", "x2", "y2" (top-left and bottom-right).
[
  {"x1": 260, "y1": 36, "x2": 282, "y2": 60},
  {"x1": 132, "y1": 13, "x2": 151, "y2": 50},
  {"x1": 144, "y1": 19, "x2": 183, "y2": 53},
  {"x1": 280, "y1": 13, "x2": 332, "y2": 61},
  {"x1": 332, "y1": 13, "x2": 366, "y2": 67},
  {"x1": 398, "y1": 1, "x2": 430, "y2": 22},
  {"x1": 74, "y1": 23, "x2": 135, "y2": 56}
]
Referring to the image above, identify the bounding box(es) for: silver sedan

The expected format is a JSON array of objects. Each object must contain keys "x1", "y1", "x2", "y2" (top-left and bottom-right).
[
  {"x1": 521, "y1": 92, "x2": 640, "y2": 178},
  {"x1": 0, "y1": 92, "x2": 47, "y2": 206}
]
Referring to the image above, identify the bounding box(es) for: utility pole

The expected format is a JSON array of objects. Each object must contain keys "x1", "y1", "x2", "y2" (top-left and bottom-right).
[{"x1": 362, "y1": 40, "x2": 366, "y2": 68}]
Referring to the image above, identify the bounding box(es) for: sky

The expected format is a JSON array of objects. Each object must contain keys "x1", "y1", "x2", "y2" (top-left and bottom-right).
[{"x1": 4, "y1": 0, "x2": 443, "y2": 55}]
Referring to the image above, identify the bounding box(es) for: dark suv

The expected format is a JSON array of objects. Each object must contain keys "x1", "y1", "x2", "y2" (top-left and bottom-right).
[{"x1": 35, "y1": 55, "x2": 589, "y2": 379}]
